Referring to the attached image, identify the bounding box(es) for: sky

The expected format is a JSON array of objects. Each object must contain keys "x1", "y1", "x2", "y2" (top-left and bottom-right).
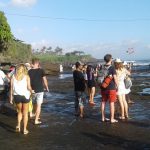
[{"x1": 0, "y1": 0, "x2": 150, "y2": 60}]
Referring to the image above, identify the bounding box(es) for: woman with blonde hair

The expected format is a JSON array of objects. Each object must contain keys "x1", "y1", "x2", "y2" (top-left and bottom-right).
[
  {"x1": 114, "y1": 58, "x2": 130, "y2": 119},
  {"x1": 9, "y1": 64, "x2": 32, "y2": 134}
]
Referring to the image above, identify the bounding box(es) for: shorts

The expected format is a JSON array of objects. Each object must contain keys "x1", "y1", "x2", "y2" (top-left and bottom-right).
[
  {"x1": 101, "y1": 90, "x2": 117, "y2": 103},
  {"x1": 32, "y1": 92, "x2": 44, "y2": 105},
  {"x1": 75, "y1": 91, "x2": 85, "y2": 107},
  {"x1": 14, "y1": 95, "x2": 30, "y2": 104},
  {"x1": 87, "y1": 80, "x2": 96, "y2": 88}
]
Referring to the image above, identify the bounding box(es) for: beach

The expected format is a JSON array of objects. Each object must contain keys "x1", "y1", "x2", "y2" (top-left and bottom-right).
[{"x1": 0, "y1": 64, "x2": 150, "y2": 150}]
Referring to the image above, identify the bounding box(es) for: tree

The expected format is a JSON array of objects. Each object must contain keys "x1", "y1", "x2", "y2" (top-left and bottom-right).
[
  {"x1": 0, "y1": 11, "x2": 13, "y2": 52},
  {"x1": 54, "y1": 46, "x2": 63, "y2": 55}
]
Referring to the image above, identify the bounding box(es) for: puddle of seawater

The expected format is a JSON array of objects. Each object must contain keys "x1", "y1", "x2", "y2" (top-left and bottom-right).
[
  {"x1": 42, "y1": 89, "x2": 150, "y2": 122},
  {"x1": 44, "y1": 92, "x2": 66, "y2": 100},
  {"x1": 39, "y1": 124, "x2": 49, "y2": 128},
  {"x1": 139, "y1": 88, "x2": 150, "y2": 95},
  {"x1": 132, "y1": 72, "x2": 150, "y2": 78},
  {"x1": 59, "y1": 74, "x2": 72, "y2": 79}
]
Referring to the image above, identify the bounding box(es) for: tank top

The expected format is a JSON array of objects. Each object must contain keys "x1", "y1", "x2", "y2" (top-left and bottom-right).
[{"x1": 13, "y1": 75, "x2": 30, "y2": 99}]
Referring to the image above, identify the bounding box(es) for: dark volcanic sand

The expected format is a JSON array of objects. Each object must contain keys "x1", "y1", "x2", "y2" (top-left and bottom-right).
[{"x1": 0, "y1": 71, "x2": 150, "y2": 150}]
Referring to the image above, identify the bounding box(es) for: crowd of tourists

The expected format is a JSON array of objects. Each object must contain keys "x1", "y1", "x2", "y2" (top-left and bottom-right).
[
  {"x1": 0, "y1": 58, "x2": 49, "y2": 134},
  {"x1": 73, "y1": 54, "x2": 133, "y2": 123},
  {"x1": 0, "y1": 54, "x2": 134, "y2": 135}
]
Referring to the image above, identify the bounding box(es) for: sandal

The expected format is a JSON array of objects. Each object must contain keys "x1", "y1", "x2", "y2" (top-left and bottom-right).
[
  {"x1": 80, "y1": 114, "x2": 84, "y2": 118},
  {"x1": 34, "y1": 121, "x2": 42, "y2": 125},
  {"x1": 30, "y1": 114, "x2": 35, "y2": 118},
  {"x1": 16, "y1": 126, "x2": 20, "y2": 132},
  {"x1": 23, "y1": 130, "x2": 29, "y2": 135},
  {"x1": 110, "y1": 119, "x2": 118, "y2": 123},
  {"x1": 89, "y1": 102, "x2": 95, "y2": 106},
  {"x1": 102, "y1": 118, "x2": 110, "y2": 122},
  {"x1": 119, "y1": 116, "x2": 125, "y2": 120}
]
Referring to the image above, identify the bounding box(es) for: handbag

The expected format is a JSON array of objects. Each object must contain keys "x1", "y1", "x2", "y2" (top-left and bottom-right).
[
  {"x1": 124, "y1": 76, "x2": 132, "y2": 89},
  {"x1": 101, "y1": 75, "x2": 113, "y2": 89}
]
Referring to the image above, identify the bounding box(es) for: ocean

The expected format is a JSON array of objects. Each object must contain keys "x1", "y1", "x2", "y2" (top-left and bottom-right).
[{"x1": 132, "y1": 59, "x2": 150, "y2": 71}]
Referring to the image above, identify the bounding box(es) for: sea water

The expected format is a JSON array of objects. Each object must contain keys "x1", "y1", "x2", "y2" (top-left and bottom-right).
[{"x1": 132, "y1": 59, "x2": 150, "y2": 71}]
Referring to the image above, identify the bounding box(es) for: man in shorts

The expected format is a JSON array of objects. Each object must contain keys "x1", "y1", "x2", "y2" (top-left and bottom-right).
[
  {"x1": 100, "y1": 54, "x2": 118, "y2": 123},
  {"x1": 28, "y1": 58, "x2": 49, "y2": 124},
  {"x1": 73, "y1": 61, "x2": 86, "y2": 118}
]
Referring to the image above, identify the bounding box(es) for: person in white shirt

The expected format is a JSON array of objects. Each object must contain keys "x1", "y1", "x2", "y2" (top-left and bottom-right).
[{"x1": 10, "y1": 64, "x2": 32, "y2": 134}]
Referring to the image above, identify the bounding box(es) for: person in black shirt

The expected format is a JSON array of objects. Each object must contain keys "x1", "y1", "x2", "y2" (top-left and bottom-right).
[
  {"x1": 28, "y1": 58, "x2": 49, "y2": 125},
  {"x1": 73, "y1": 61, "x2": 86, "y2": 118}
]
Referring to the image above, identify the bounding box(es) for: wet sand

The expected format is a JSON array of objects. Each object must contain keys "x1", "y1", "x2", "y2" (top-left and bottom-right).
[{"x1": 0, "y1": 71, "x2": 150, "y2": 150}]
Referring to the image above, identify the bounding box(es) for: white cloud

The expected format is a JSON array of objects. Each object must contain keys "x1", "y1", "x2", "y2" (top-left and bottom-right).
[
  {"x1": 32, "y1": 39, "x2": 50, "y2": 49},
  {"x1": 63, "y1": 40, "x2": 150, "y2": 60},
  {"x1": 31, "y1": 39, "x2": 150, "y2": 60},
  {"x1": 11, "y1": 0, "x2": 37, "y2": 7}
]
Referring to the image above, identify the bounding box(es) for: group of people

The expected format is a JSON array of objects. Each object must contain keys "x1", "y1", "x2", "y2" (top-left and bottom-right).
[
  {"x1": 0, "y1": 54, "x2": 133, "y2": 134},
  {"x1": 73, "y1": 54, "x2": 133, "y2": 123},
  {"x1": 0, "y1": 58, "x2": 49, "y2": 134}
]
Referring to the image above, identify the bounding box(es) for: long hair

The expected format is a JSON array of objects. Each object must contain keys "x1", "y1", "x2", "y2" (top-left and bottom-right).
[
  {"x1": 15, "y1": 64, "x2": 28, "y2": 81},
  {"x1": 114, "y1": 62, "x2": 123, "y2": 71},
  {"x1": 86, "y1": 65, "x2": 94, "y2": 80}
]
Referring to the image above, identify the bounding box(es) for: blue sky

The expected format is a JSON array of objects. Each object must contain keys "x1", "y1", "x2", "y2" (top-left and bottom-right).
[{"x1": 0, "y1": 0, "x2": 150, "y2": 60}]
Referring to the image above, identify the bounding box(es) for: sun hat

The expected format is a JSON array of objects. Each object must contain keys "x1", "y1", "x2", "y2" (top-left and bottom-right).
[{"x1": 114, "y1": 58, "x2": 122, "y2": 63}]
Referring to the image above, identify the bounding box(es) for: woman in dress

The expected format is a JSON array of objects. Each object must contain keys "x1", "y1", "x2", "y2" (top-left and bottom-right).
[
  {"x1": 10, "y1": 64, "x2": 32, "y2": 134},
  {"x1": 114, "y1": 59, "x2": 130, "y2": 119}
]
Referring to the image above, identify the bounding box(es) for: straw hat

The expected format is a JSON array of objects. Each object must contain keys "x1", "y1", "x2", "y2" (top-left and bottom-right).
[{"x1": 114, "y1": 58, "x2": 122, "y2": 63}]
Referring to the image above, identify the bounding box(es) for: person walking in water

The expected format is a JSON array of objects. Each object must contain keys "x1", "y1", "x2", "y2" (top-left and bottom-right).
[
  {"x1": 9, "y1": 64, "x2": 32, "y2": 134},
  {"x1": 28, "y1": 58, "x2": 49, "y2": 125},
  {"x1": 100, "y1": 54, "x2": 118, "y2": 123},
  {"x1": 73, "y1": 61, "x2": 86, "y2": 118}
]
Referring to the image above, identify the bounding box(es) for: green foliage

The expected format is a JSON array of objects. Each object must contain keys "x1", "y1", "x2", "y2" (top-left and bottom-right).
[
  {"x1": 5, "y1": 40, "x2": 32, "y2": 62},
  {"x1": 34, "y1": 53, "x2": 92, "y2": 63},
  {"x1": 0, "y1": 11, "x2": 13, "y2": 52},
  {"x1": 0, "y1": 11, "x2": 32, "y2": 62}
]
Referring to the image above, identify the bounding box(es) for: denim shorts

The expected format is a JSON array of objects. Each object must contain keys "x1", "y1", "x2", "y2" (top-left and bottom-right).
[{"x1": 32, "y1": 92, "x2": 44, "y2": 105}]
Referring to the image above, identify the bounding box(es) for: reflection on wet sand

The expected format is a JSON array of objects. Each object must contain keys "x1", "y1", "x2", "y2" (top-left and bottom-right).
[{"x1": 0, "y1": 71, "x2": 150, "y2": 150}]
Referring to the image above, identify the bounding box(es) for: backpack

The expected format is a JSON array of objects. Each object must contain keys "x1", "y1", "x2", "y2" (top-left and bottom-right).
[{"x1": 97, "y1": 65, "x2": 113, "y2": 88}]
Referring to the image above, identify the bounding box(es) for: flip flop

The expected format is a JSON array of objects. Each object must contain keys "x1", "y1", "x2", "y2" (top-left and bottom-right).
[
  {"x1": 23, "y1": 130, "x2": 29, "y2": 135},
  {"x1": 102, "y1": 118, "x2": 110, "y2": 122},
  {"x1": 34, "y1": 121, "x2": 42, "y2": 125},
  {"x1": 110, "y1": 119, "x2": 118, "y2": 123},
  {"x1": 89, "y1": 102, "x2": 96, "y2": 106},
  {"x1": 16, "y1": 126, "x2": 20, "y2": 132},
  {"x1": 119, "y1": 116, "x2": 125, "y2": 120}
]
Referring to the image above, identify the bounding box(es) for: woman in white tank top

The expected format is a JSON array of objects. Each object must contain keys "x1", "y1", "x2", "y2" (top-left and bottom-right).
[{"x1": 9, "y1": 64, "x2": 32, "y2": 135}]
